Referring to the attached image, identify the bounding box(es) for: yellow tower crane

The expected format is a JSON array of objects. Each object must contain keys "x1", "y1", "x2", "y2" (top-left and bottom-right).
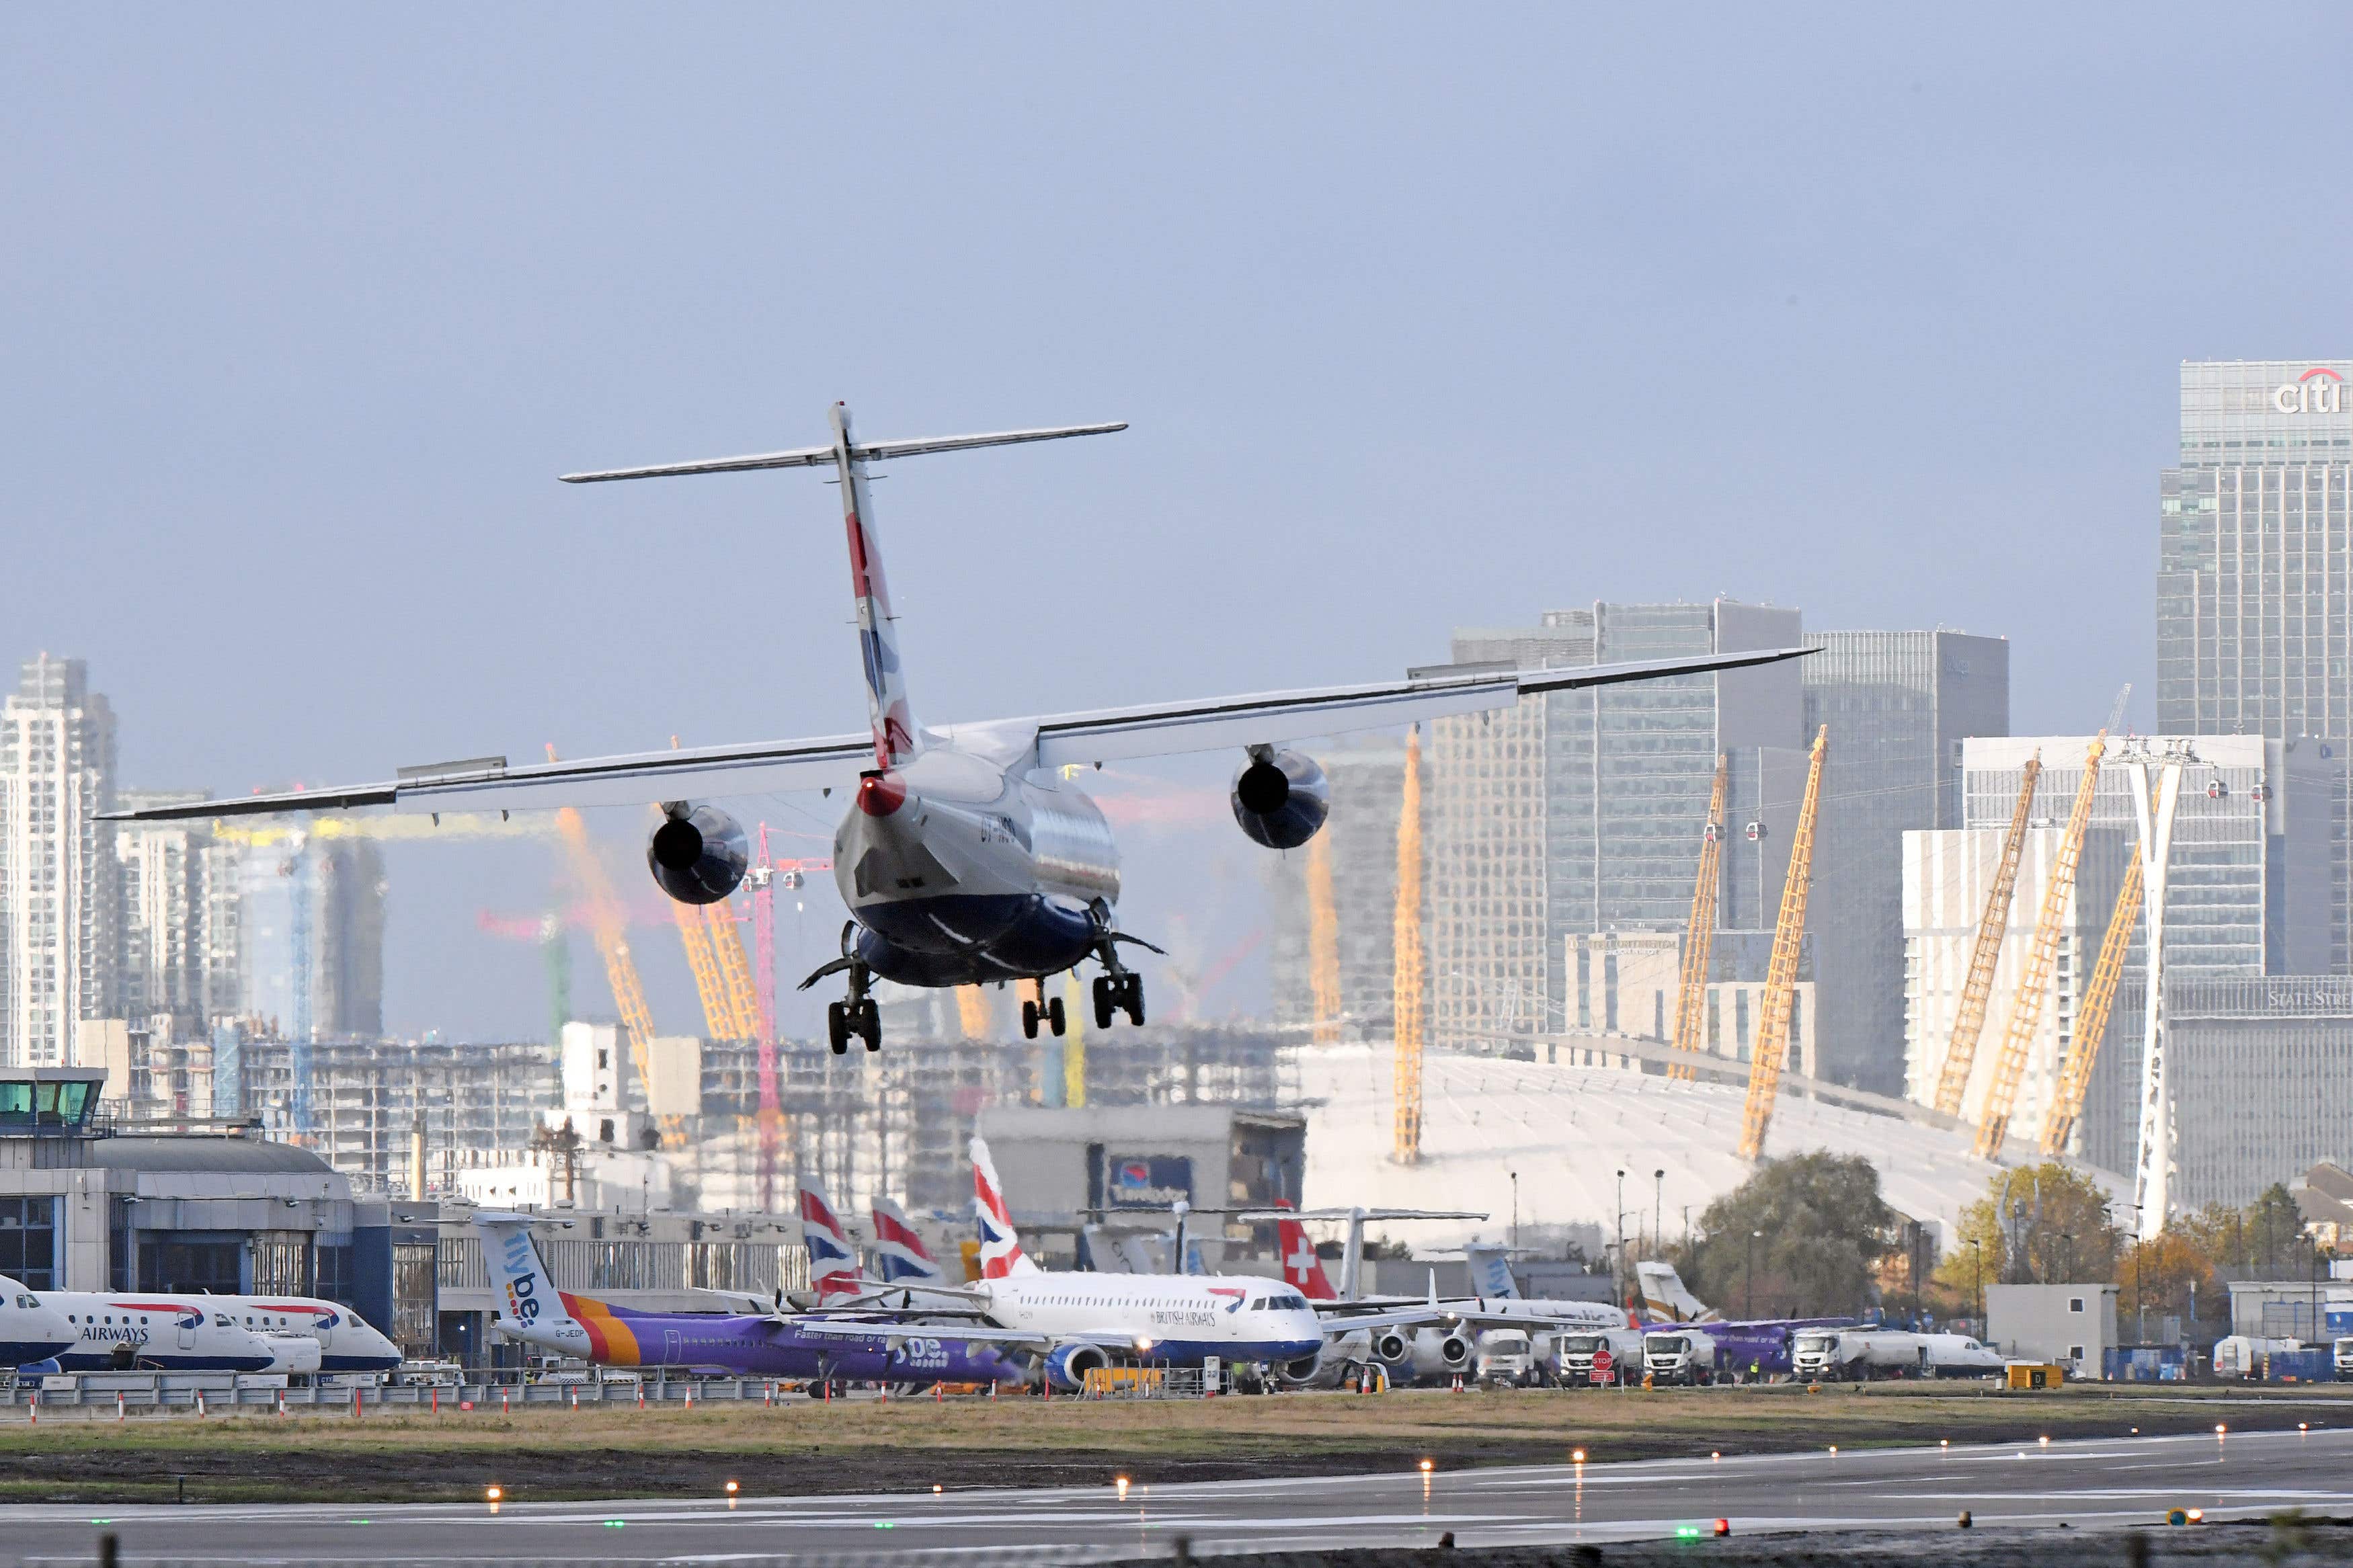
[
  {"x1": 2039, "y1": 854, "x2": 2143, "y2": 1158},
  {"x1": 547, "y1": 796, "x2": 684, "y2": 1150},
  {"x1": 1975, "y1": 735, "x2": 2108, "y2": 1160},
  {"x1": 1737, "y1": 725, "x2": 1828, "y2": 1162},
  {"x1": 1306, "y1": 832, "x2": 1343, "y2": 1044},
  {"x1": 1392, "y1": 726, "x2": 1427, "y2": 1164},
  {"x1": 1669, "y1": 754, "x2": 1729, "y2": 1082},
  {"x1": 1931, "y1": 754, "x2": 2042, "y2": 1117}
]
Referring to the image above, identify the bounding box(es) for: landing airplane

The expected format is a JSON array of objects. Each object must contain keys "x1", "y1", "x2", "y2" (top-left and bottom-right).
[{"x1": 102, "y1": 404, "x2": 1811, "y2": 1053}]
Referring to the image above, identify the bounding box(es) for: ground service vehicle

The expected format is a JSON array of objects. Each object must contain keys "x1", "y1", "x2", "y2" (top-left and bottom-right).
[
  {"x1": 1642, "y1": 1330, "x2": 1719, "y2": 1385},
  {"x1": 1556, "y1": 1329, "x2": 1644, "y2": 1386},
  {"x1": 1790, "y1": 1329, "x2": 1926, "y2": 1380},
  {"x1": 1473, "y1": 1329, "x2": 1533, "y2": 1387}
]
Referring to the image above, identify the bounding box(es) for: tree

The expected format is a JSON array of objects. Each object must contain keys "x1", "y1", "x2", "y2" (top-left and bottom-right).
[
  {"x1": 1669, "y1": 1152, "x2": 1895, "y2": 1319},
  {"x1": 1934, "y1": 1163, "x2": 2120, "y2": 1307}
]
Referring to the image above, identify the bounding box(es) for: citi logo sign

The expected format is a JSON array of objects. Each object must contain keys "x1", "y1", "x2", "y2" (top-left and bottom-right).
[{"x1": 2272, "y1": 367, "x2": 2344, "y2": 415}]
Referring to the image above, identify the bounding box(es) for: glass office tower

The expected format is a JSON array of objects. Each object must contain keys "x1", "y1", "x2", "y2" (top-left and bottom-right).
[{"x1": 2158, "y1": 358, "x2": 2353, "y2": 968}]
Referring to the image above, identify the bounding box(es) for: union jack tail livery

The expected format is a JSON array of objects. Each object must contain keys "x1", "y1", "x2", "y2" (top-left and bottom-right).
[
  {"x1": 870, "y1": 1196, "x2": 944, "y2": 1286},
  {"x1": 797, "y1": 1181, "x2": 863, "y2": 1304},
  {"x1": 1273, "y1": 1204, "x2": 1337, "y2": 1301},
  {"x1": 970, "y1": 1135, "x2": 1037, "y2": 1279}
]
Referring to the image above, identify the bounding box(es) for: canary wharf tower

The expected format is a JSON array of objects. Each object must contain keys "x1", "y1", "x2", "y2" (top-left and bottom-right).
[{"x1": 2157, "y1": 358, "x2": 2353, "y2": 965}]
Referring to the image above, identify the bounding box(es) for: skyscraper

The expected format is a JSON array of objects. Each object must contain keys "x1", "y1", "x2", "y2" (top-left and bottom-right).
[
  {"x1": 0, "y1": 655, "x2": 118, "y2": 1066},
  {"x1": 1803, "y1": 631, "x2": 2009, "y2": 1094},
  {"x1": 238, "y1": 836, "x2": 386, "y2": 1040},
  {"x1": 2157, "y1": 358, "x2": 2353, "y2": 966},
  {"x1": 1425, "y1": 600, "x2": 1808, "y2": 1053},
  {"x1": 115, "y1": 788, "x2": 225, "y2": 1033}
]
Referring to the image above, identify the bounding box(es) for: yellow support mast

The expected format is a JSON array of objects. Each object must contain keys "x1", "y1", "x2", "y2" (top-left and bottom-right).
[
  {"x1": 1392, "y1": 727, "x2": 1426, "y2": 1164},
  {"x1": 1669, "y1": 754, "x2": 1728, "y2": 1081},
  {"x1": 1306, "y1": 832, "x2": 1343, "y2": 1044},
  {"x1": 1975, "y1": 735, "x2": 2108, "y2": 1160},
  {"x1": 1931, "y1": 754, "x2": 2042, "y2": 1117},
  {"x1": 1737, "y1": 726, "x2": 1828, "y2": 1162},
  {"x1": 2040, "y1": 854, "x2": 2143, "y2": 1158}
]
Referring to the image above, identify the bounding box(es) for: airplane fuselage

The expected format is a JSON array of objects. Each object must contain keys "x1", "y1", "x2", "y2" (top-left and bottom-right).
[
  {"x1": 498, "y1": 1301, "x2": 1024, "y2": 1385},
  {"x1": 834, "y1": 740, "x2": 1119, "y2": 988},
  {"x1": 979, "y1": 1274, "x2": 1324, "y2": 1367}
]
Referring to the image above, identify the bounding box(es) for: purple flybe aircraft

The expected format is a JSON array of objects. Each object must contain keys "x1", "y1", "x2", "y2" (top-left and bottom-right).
[{"x1": 475, "y1": 1212, "x2": 1025, "y2": 1388}]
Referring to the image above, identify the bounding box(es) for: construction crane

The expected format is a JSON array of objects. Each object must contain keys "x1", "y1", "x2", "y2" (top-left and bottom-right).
[
  {"x1": 1306, "y1": 832, "x2": 1343, "y2": 1044},
  {"x1": 1976, "y1": 734, "x2": 2108, "y2": 1160},
  {"x1": 544, "y1": 747, "x2": 682, "y2": 1149},
  {"x1": 1669, "y1": 754, "x2": 1729, "y2": 1082},
  {"x1": 2039, "y1": 854, "x2": 2143, "y2": 1157},
  {"x1": 1392, "y1": 726, "x2": 1427, "y2": 1164},
  {"x1": 1737, "y1": 725, "x2": 1828, "y2": 1161},
  {"x1": 1931, "y1": 753, "x2": 2043, "y2": 1117}
]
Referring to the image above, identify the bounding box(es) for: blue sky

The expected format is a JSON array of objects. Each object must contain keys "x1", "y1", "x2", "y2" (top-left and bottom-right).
[{"x1": 5, "y1": 6, "x2": 2348, "y2": 1038}]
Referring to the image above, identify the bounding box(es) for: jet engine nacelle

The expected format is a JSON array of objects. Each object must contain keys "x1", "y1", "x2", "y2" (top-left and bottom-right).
[
  {"x1": 1275, "y1": 1342, "x2": 1330, "y2": 1387},
  {"x1": 1043, "y1": 1340, "x2": 1111, "y2": 1392},
  {"x1": 647, "y1": 803, "x2": 750, "y2": 905},
  {"x1": 1407, "y1": 1327, "x2": 1473, "y2": 1380},
  {"x1": 1370, "y1": 1329, "x2": 1413, "y2": 1365},
  {"x1": 1230, "y1": 749, "x2": 1330, "y2": 850}
]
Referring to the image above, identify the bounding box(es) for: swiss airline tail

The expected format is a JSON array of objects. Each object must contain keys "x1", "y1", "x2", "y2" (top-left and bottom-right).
[
  {"x1": 797, "y1": 1182, "x2": 863, "y2": 1304},
  {"x1": 969, "y1": 1136, "x2": 1037, "y2": 1278},
  {"x1": 870, "y1": 1196, "x2": 943, "y2": 1285},
  {"x1": 1274, "y1": 1206, "x2": 1338, "y2": 1301}
]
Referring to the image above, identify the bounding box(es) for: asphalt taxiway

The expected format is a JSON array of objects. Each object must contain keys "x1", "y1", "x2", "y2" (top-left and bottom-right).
[{"x1": 13, "y1": 1426, "x2": 2353, "y2": 1563}]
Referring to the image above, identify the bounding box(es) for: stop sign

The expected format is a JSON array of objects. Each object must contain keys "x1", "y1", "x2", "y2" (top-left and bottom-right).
[{"x1": 1593, "y1": 1348, "x2": 1614, "y2": 1373}]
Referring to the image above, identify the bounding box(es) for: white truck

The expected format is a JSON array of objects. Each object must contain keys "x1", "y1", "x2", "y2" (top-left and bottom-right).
[
  {"x1": 2335, "y1": 1336, "x2": 2352, "y2": 1382},
  {"x1": 1641, "y1": 1330, "x2": 1720, "y2": 1386},
  {"x1": 1555, "y1": 1329, "x2": 1646, "y2": 1387},
  {"x1": 1790, "y1": 1329, "x2": 1927, "y2": 1381},
  {"x1": 1473, "y1": 1329, "x2": 1535, "y2": 1388},
  {"x1": 2212, "y1": 1335, "x2": 2299, "y2": 1380}
]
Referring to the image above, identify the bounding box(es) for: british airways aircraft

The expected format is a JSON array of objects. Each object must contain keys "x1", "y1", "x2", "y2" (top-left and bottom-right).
[
  {"x1": 0, "y1": 1275, "x2": 74, "y2": 1368},
  {"x1": 102, "y1": 405, "x2": 1807, "y2": 1054}
]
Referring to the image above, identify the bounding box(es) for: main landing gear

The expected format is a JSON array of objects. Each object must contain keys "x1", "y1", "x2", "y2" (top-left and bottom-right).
[
  {"x1": 800, "y1": 925, "x2": 882, "y2": 1055},
  {"x1": 1092, "y1": 970, "x2": 1144, "y2": 1030}
]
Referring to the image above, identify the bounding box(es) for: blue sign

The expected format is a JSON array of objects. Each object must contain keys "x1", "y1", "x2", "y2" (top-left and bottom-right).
[{"x1": 1105, "y1": 1154, "x2": 1192, "y2": 1208}]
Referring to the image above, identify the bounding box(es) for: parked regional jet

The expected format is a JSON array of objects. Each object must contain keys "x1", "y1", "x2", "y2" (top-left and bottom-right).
[
  {"x1": 475, "y1": 1212, "x2": 1023, "y2": 1387},
  {"x1": 32, "y1": 1292, "x2": 276, "y2": 1373},
  {"x1": 103, "y1": 405, "x2": 1810, "y2": 1055},
  {"x1": 0, "y1": 1274, "x2": 75, "y2": 1368},
  {"x1": 204, "y1": 1294, "x2": 403, "y2": 1373}
]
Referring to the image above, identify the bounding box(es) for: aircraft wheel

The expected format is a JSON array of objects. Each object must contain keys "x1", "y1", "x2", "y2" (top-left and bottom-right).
[
  {"x1": 1123, "y1": 974, "x2": 1146, "y2": 1026},
  {"x1": 856, "y1": 998, "x2": 882, "y2": 1052},
  {"x1": 826, "y1": 1002, "x2": 851, "y2": 1055},
  {"x1": 1021, "y1": 1000, "x2": 1040, "y2": 1039},
  {"x1": 1047, "y1": 995, "x2": 1066, "y2": 1036},
  {"x1": 1092, "y1": 976, "x2": 1118, "y2": 1030}
]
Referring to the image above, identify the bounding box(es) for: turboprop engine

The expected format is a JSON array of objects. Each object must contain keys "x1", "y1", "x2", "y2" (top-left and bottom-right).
[
  {"x1": 1230, "y1": 748, "x2": 1329, "y2": 849},
  {"x1": 647, "y1": 802, "x2": 749, "y2": 905}
]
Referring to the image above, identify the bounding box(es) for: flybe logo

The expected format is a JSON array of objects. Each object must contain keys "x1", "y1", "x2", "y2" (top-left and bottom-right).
[
  {"x1": 2272, "y1": 367, "x2": 2344, "y2": 415},
  {"x1": 499, "y1": 1231, "x2": 544, "y2": 1322}
]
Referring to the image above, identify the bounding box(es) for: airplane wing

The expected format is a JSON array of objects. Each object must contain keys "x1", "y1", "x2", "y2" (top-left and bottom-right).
[
  {"x1": 94, "y1": 647, "x2": 1810, "y2": 824},
  {"x1": 779, "y1": 1317, "x2": 1051, "y2": 1349}
]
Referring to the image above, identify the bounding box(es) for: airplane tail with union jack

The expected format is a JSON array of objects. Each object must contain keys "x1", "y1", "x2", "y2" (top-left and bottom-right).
[
  {"x1": 870, "y1": 1196, "x2": 945, "y2": 1286},
  {"x1": 970, "y1": 1136, "x2": 1039, "y2": 1279},
  {"x1": 797, "y1": 1181, "x2": 865, "y2": 1305}
]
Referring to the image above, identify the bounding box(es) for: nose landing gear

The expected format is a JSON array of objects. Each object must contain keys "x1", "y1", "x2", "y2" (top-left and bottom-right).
[{"x1": 1019, "y1": 979, "x2": 1066, "y2": 1040}]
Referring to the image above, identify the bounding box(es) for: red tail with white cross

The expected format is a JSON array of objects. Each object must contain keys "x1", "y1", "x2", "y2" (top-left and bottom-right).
[{"x1": 1273, "y1": 1204, "x2": 1338, "y2": 1301}]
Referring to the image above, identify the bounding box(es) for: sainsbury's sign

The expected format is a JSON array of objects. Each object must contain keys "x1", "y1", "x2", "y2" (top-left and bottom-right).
[{"x1": 2272, "y1": 367, "x2": 2344, "y2": 415}]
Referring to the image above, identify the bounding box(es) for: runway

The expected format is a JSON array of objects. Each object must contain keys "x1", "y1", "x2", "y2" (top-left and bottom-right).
[{"x1": 14, "y1": 1426, "x2": 2353, "y2": 1563}]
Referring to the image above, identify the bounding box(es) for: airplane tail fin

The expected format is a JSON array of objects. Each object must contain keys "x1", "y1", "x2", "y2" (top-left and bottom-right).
[
  {"x1": 474, "y1": 1212, "x2": 580, "y2": 1329},
  {"x1": 971, "y1": 1135, "x2": 1038, "y2": 1278},
  {"x1": 870, "y1": 1196, "x2": 944, "y2": 1286},
  {"x1": 1273, "y1": 1202, "x2": 1339, "y2": 1301},
  {"x1": 1464, "y1": 1243, "x2": 1520, "y2": 1301},
  {"x1": 1634, "y1": 1260, "x2": 1719, "y2": 1323},
  {"x1": 797, "y1": 1182, "x2": 864, "y2": 1305},
  {"x1": 560, "y1": 407, "x2": 1123, "y2": 771}
]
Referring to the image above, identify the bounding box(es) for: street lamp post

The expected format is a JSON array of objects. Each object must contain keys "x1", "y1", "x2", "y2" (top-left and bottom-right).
[
  {"x1": 1747, "y1": 1229, "x2": 1763, "y2": 1318},
  {"x1": 1615, "y1": 1169, "x2": 1627, "y2": 1300},
  {"x1": 1653, "y1": 1169, "x2": 1665, "y2": 1261},
  {"x1": 1967, "y1": 1239, "x2": 1983, "y2": 1328},
  {"x1": 1509, "y1": 1170, "x2": 1519, "y2": 1255}
]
